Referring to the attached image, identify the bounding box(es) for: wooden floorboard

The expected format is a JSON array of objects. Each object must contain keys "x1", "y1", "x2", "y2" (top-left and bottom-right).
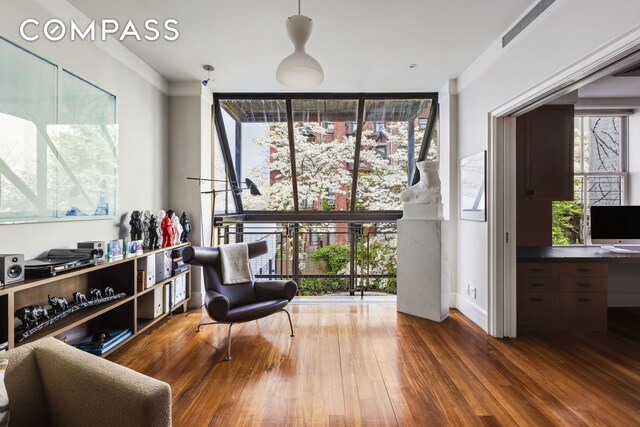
[{"x1": 108, "y1": 305, "x2": 640, "y2": 426}]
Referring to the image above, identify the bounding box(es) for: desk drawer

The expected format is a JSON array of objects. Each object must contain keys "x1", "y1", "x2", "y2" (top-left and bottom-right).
[
  {"x1": 561, "y1": 292, "x2": 607, "y2": 324},
  {"x1": 561, "y1": 277, "x2": 607, "y2": 292},
  {"x1": 518, "y1": 292, "x2": 560, "y2": 322},
  {"x1": 517, "y1": 263, "x2": 560, "y2": 277},
  {"x1": 561, "y1": 263, "x2": 608, "y2": 277},
  {"x1": 518, "y1": 277, "x2": 561, "y2": 292}
]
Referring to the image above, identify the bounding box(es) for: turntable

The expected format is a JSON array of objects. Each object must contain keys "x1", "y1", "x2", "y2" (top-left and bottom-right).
[{"x1": 25, "y1": 248, "x2": 104, "y2": 277}]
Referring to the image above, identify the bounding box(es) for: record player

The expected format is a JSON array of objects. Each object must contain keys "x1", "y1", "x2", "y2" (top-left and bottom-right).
[{"x1": 25, "y1": 248, "x2": 104, "y2": 277}]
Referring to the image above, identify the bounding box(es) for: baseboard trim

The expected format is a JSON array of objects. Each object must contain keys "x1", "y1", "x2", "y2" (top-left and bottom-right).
[{"x1": 455, "y1": 293, "x2": 488, "y2": 332}]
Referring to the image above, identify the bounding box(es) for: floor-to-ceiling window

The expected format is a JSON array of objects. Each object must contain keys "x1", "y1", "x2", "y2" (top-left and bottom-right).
[{"x1": 213, "y1": 93, "x2": 438, "y2": 295}]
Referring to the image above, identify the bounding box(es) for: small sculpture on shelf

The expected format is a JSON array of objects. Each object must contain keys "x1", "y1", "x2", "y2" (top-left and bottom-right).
[
  {"x1": 129, "y1": 210, "x2": 143, "y2": 241},
  {"x1": 180, "y1": 212, "x2": 192, "y2": 243},
  {"x1": 148, "y1": 215, "x2": 160, "y2": 250},
  {"x1": 15, "y1": 305, "x2": 49, "y2": 329},
  {"x1": 104, "y1": 286, "x2": 115, "y2": 297},
  {"x1": 73, "y1": 292, "x2": 88, "y2": 305},
  {"x1": 171, "y1": 212, "x2": 183, "y2": 246},
  {"x1": 161, "y1": 209, "x2": 175, "y2": 248},
  {"x1": 157, "y1": 209, "x2": 166, "y2": 245},
  {"x1": 142, "y1": 210, "x2": 152, "y2": 249},
  {"x1": 48, "y1": 295, "x2": 69, "y2": 314},
  {"x1": 89, "y1": 288, "x2": 102, "y2": 300}
]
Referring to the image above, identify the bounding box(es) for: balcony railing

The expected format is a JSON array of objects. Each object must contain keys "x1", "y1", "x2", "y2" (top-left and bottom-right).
[{"x1": 216, "y1": 222, "x2": 397, "y2": 296}]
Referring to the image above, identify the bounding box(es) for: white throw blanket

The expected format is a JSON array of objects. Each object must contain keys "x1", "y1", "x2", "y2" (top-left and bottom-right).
[{"x1": 219, "y1": 243, "x2": 252, "y2": 284}]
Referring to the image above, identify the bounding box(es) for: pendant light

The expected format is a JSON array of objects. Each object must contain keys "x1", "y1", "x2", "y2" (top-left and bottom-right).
[{"x1": 276, "y1": 0, "x2": 324, "y2": 88}]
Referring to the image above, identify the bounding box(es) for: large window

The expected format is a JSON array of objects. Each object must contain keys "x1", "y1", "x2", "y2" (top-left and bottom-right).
[
  {"x1": 553, "y1": 115, "x2": 627, "y2": 245},
  {"x1": 213, "y1": 94, "x2": 438, "y2": 217}
]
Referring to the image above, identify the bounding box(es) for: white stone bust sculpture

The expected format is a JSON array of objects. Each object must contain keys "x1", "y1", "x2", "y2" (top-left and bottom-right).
[
  {"x1": 400, "y1": 160, "x2": 442, "y2": 204},
  {"x1": 171, "y1": 213, "x2": 183, "y2": 245}
]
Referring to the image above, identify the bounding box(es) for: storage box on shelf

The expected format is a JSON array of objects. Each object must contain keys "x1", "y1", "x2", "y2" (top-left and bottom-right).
[{"x1": 0, "y1": 243, "x2": 191, "y2": 355}]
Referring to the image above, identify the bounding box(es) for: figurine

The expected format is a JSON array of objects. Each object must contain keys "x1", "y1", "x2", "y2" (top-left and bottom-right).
[
  {"x1": 148, "y1": 215, "x2": 160, "y2": 250},
  {"x1": 400, "y1": 160, "x2": 442, "y2": 204},
  {"x1": 48, "y1": 295, "x2": 69, "y2": 314},
  {"x1": 15, "y1": 305, "x2": 49, "y2": 329},
  {"x1": 142, "y1": 210, "x2": 152, "y2": 249},
  {"x1": 157, "y1": 210, "x2": 166, "y2": 245},
  {"x1": 89, "y1": 288, "x2": 102, "y2": 300},
  {"x1": 180, "y1": 212, "x2": 192, "y2": 243},
  {"x1": 171, "y1": 212, "x2": 183, "y2": 246},
  {"x1": 104, "y1": 286, "x2": 115, "y2": 297},
  {"x1": 161, "y1": 209, "x2": 175, "y2": 248},
  {"x1": 73, "y1": 292, "x2": 88, "y2": 305},
  {"x1": 129, "y1": 210, "x2": 143, "y2": 241}
]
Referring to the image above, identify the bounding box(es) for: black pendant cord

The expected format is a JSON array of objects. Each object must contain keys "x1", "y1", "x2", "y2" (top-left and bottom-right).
[{"x1": 298, "y1": 0, "x2": 301, "y2": 15}]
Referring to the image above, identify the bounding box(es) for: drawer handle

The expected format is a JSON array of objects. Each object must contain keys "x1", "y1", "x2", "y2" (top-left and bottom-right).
[
  {"x1": 530, "y1": 283, "x2": 543, "y2": 287},
  {"x1": 530, "y1": 268, "x2": 544, "y2": 272},
  {"x1": 530, "y1": 297, "x2": 544, "y2": 302},
  {"x1": 577, "y1": 268, "x2": 591, "y2": 272},
  {"x1": 577, "y1": 297, "x2": 592, "y2": 302},
  {"x1": 577, "y1": 283, "x2": 592, "y2": 288}
]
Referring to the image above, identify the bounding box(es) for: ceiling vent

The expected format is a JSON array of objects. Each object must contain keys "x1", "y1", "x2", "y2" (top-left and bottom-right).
[
  {"x1": 612, "y1": 62, "x2": 640, "y2": 77},
  {"x1": 502, "y1": 0, "x2": 555, "y2": 48}
]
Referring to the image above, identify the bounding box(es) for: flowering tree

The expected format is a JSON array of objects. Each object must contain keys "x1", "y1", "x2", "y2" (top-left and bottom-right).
[{"x1": 241, "y1": 119, "x2": 435, "y2": 293}]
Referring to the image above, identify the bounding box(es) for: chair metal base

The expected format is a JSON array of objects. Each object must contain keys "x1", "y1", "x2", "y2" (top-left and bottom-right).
[
  {"x1": 195, "y1": 308, "x2": 295, "y2": 361},
  {"x1": 281, "y1": 308, "x2": 295, "y2": 337}
]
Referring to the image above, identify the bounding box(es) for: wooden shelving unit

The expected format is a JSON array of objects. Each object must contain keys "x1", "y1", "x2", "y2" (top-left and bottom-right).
[{"x1": 1, "y1": 243, "x2": 191, "y2": 356}]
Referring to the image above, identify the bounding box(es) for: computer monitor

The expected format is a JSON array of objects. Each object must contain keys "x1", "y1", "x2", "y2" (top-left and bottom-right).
[{"x1": 590, "y1": 206, "x2": 640, "y2": 244}]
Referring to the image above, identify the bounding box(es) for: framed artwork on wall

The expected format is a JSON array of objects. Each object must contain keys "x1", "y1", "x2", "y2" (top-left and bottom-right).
[
  {"x1": 0, "y1": 36, "x2": 118, "y2": 224},
  {"x1": 460, "y1": 150, "x2": 486, "y2": 221}
]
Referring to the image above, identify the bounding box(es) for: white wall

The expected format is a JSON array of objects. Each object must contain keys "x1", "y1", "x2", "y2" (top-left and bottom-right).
[
  {"x1": 168, "y1": 82, "x2": 213, "y2": 307},
  {"x1": 0, "y1": 0, "x2": 169, "y2": 258},
  {"x1": 629, "y1": 110, "x2": 640, "y2": 204},
  {"x1": 455, "y1": 0, "x2": 640, "y2": 331}
]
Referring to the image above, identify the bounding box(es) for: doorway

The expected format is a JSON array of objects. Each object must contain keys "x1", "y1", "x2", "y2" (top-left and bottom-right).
[{"x1": 489, "y1": 46, "x2": 640, "y2": 338}]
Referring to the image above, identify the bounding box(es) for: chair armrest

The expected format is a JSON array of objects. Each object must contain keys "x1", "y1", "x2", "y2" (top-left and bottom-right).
[
  {"x1": 255, "y1": 280, "x2": 298, "y2": 302},
  {"x1": 33, "y1": 337, "x2": 171, "y2": 427},
  {"x1": 205, "y1": 289, "x2": 230, "y2": 321}
]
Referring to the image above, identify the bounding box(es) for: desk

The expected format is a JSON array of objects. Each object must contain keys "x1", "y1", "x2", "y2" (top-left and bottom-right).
[{"x1": 517, "y1": 246, "x2": 640, "y2": 331}]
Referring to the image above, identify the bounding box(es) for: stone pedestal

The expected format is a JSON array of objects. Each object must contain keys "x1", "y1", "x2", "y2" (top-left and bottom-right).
[{"x1": 397, "y1": 206, "x2": 448, "y2": 322}]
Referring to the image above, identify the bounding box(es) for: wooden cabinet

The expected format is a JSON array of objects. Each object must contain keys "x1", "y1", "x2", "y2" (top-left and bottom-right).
[
  {"x1": 1, "y1": 243, "x2": 191, "y2": 356},
  {"x1": 517, "y1": 261, "x2": 608, "y2": 331},
  {"x1": 516, "y1": 104, "x2": 574, "y2": 201}
]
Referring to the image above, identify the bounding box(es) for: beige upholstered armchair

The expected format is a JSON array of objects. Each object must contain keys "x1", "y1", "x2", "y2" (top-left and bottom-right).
[{"x1": 3, "y1": 337, "x2": 171, "y2": 427}]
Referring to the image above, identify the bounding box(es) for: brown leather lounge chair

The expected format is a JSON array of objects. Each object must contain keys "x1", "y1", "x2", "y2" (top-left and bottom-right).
[{"x1": 183, "y1": 241, "x2": 297, "y2": 360}]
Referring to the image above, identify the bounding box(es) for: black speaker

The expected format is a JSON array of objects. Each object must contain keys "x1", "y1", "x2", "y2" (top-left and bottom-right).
[{"x1": 0, "y1": 254, "x2": 24, "y2": 285}]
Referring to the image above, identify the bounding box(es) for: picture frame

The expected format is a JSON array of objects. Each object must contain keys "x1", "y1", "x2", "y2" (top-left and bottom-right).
[
  {"x1": 108, "y1": 239, "x2": 124, "y2": 259},
  {"x1": 460, "y1": 151, "x2": 487, "y2": 221}
]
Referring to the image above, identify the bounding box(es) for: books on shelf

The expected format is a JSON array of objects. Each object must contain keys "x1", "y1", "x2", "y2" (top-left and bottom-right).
[{"x1": 72, "y1": 328, "x2": 132, "y2": 355}]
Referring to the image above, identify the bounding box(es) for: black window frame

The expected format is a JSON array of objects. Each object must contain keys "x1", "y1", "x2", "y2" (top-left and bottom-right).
[{"x1": 213, "y1": 92, "x2": 438, "y2": 223}]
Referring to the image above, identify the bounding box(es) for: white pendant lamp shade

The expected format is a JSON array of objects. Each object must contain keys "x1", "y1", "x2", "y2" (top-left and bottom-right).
[{"x1": 276, "y1": 14, "x2": 324, "y2": 88}]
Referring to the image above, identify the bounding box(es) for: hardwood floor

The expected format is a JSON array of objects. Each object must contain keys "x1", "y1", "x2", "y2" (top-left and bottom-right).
[{"x1": 108, "y1": 304, "x2": 640, "y2": 426}]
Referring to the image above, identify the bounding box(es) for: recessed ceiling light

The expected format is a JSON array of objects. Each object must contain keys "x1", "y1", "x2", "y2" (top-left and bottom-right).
[{"x1": 409, "y1": 63, "x2": 417, "y2": 69}]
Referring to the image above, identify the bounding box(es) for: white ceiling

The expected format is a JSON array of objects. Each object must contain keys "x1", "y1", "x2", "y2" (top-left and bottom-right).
[{"x1": 68, "y1": 0, "x2": 535, "y2": 92}]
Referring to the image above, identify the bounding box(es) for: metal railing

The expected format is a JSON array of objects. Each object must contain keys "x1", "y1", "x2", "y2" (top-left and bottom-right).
[{"x1": 216, "y1": 222, "x2": 397, "y2": 296}]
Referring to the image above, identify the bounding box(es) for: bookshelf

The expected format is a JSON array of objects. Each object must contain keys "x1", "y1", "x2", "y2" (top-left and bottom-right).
[{"x1": 0, "y1": 243, "x2": 191, "y2": 355}]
